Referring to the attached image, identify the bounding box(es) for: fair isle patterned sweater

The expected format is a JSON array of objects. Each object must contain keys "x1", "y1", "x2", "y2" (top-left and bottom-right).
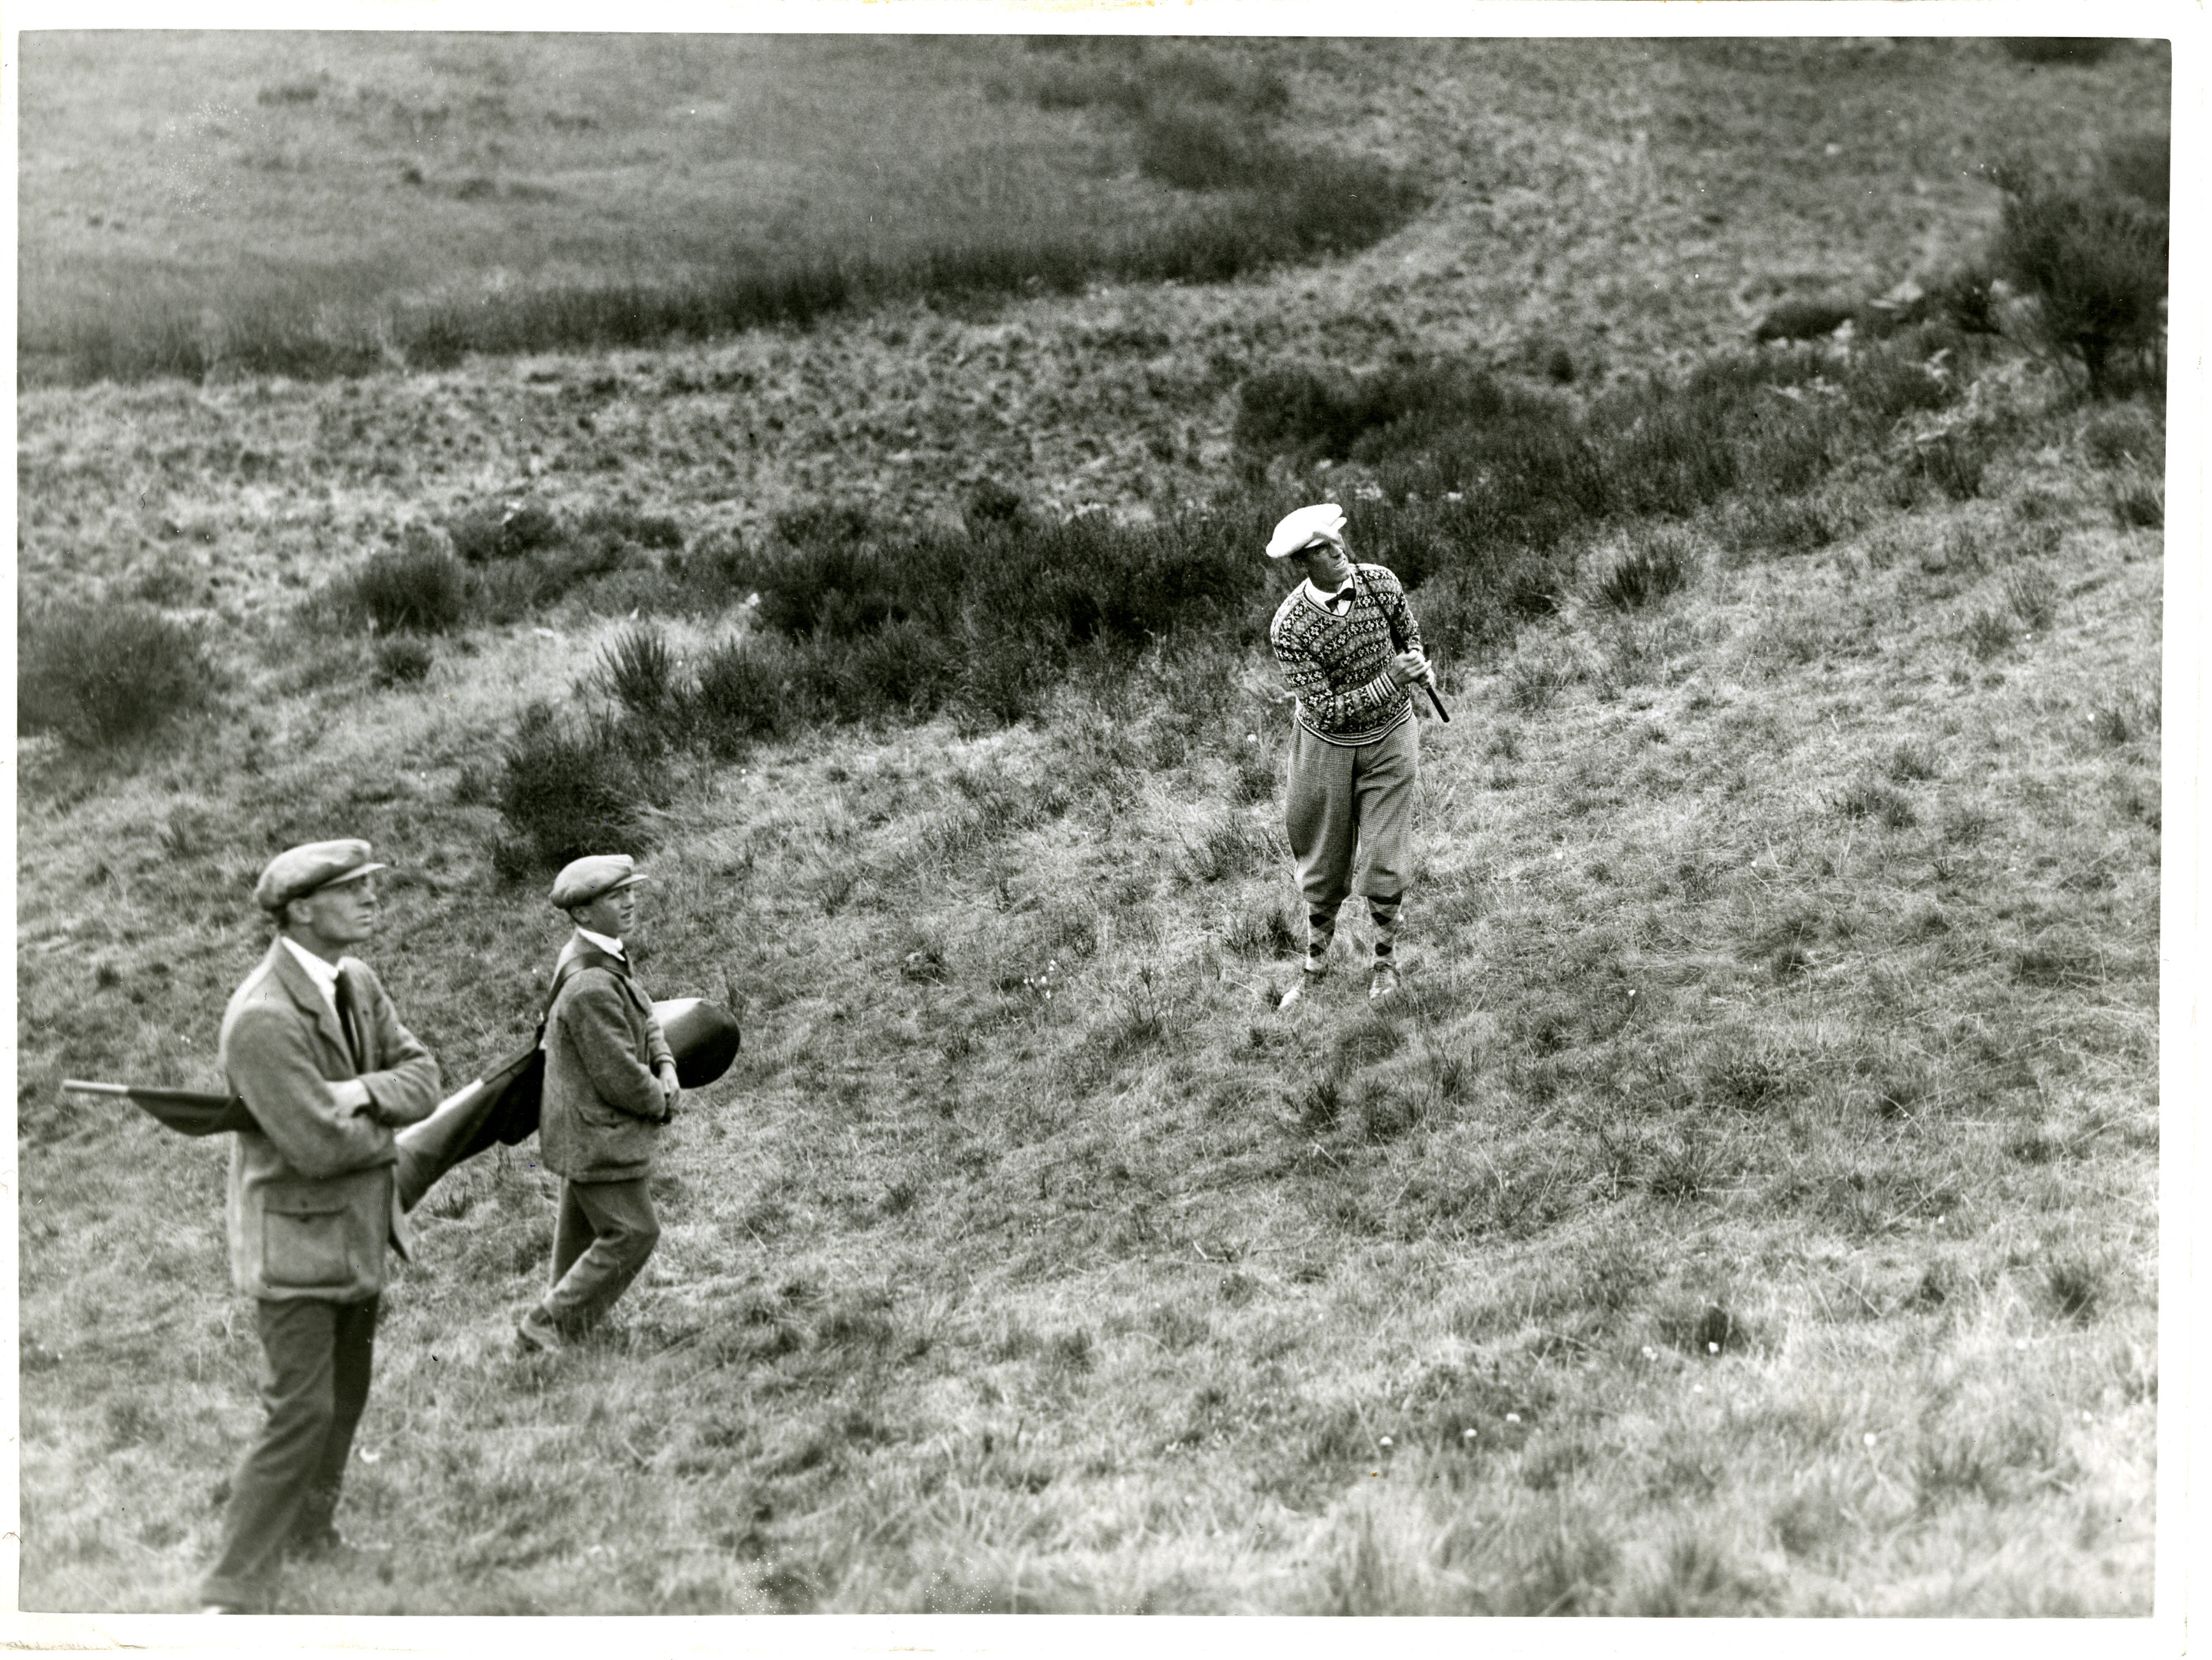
[{"x1": 1268, "y1": 563, "x2": 1423, "y2": 746}]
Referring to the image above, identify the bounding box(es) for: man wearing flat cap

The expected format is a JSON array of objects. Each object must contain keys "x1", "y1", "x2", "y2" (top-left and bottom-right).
[
  {"x1": 518, "y1": 854, "x2": 680, "y2": 1353},
  {"x1": 1265, "y1": 503, "x2": 1436, "y2": 1008},
  {"x1": 201, "y1": 840, "x2": 440, "y2": 1613}
]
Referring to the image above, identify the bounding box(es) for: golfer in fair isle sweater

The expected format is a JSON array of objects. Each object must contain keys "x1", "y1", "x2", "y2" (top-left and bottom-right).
[{"x1": 1266, "y1": 503, "x2": 1433, "y2": 1008}]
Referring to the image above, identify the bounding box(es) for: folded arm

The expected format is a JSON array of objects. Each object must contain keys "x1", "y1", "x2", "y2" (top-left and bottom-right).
[
  {"x1": 354, "y1": 971, "x2": 443, "y2": 1127},
  {"x1": 227, "y1": 1004, "x2": 397, "y2": 1179}
]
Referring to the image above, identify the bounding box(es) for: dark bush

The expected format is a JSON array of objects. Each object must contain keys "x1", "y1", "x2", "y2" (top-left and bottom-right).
[
  {"x1": 1835, "y1": 782, "x2": 1918, "y2": 828},
  {"x1": 1234, "y1": 366, "x2": 1357, "y2": 457},
  {"x1": 1964, "y1": 609, "x2": 2018, "y2": 661},
  {"x1": 1991, "y1": 161, "x2": 2167, "y2": 398},
  {"x1": 846, "y1": 618, "x2": 960, "y2": 715},
  {"x1": 774, "y1": 501, "x2": 877, "y2": 551},
  {"x1": 576, "y1": 504, "x2": 685, "y2": 552},
  {"x1": 749, "y1": 537, "x2": 907, "y2": 641},
  {"x1": 1724, "y1": 493, "x2": 1845, "y2": 559},
  {"x1": 963, "y1": 477, "x2": 1032, "y2": 535},
  {"x1": 1998, "y1": 38, "x2": 2118, "y2": 67},
  {"x1": 2081, "y1": 405, "x2": 2161, "y2": 470},
  {"x1": 686, "y1": 637, "x2": 789, "y2": 755},
  {"x1": 17, "y1": 602, "x2": 219, "y2": 750},
  {"x1": 1909, "y1": 433, "x2": 1988, "y2": 500},
  {"x1": 1237, "y1": 360, "x2": 1538, "y2": 466},
  {"x1": 1928, "y1": 264, "x2": 2005, "y2": 337},
  {"x1": 2108, "y1": 471, "x2": 2163, "y2": 530},
  {"x1": 1599, "y1": 533, "x2": 1692, "y2": 610},
  {"x1": 597, "y1": 624, "x2": 679, "y2": 719},
  {"x1": 1136, "y1": 105, "x2": 1271, "y2": 191},
  {"x1": 131, "y1": 560, "x2": 207, "y2": 607},
  {"x1": 1838, "y1": 350, "x2": 1958, "y2": 421},
  {"x1": 493, "y1": 702, "x2": 666, "y2": 876},
  {"x1": 2102, "y1": 132, "x2": 2170, "y2": 208},
  {"x1": 1601, "y1": 393, "x2": 1738, "y2": 517},
  {"x1": 449, "y1": 499, "x2": 562, "y2": 563},
  {"x1": 347, "y1": 540, "x2": 468, "y2": 633},
  {"x1": 373, "y1": 637, "x2": 435, "y2": 688},
  {"x1": 1754, "y1": 294, "x2": 1857, "y2": 343},
  {"x1": 675, "y1": 530, "x2": 759, "y2": 596}
]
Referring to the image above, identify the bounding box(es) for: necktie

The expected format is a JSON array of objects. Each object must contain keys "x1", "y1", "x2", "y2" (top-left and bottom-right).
[{"x1": 334, "y1": 974, "x2": 367, "y2": 1074}]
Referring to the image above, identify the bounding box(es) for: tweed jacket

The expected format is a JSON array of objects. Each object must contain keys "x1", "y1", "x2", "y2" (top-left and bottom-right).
[
  {"x1": 538, "y1": 934, "x2": 676, "y2": 1184},
  {"x1": 219, "y1": 941, "x2": 442, "y2": 1302}
]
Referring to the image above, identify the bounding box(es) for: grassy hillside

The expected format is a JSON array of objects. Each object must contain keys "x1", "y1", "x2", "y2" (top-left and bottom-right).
[{"x1": 12, "y1": 34, "x2": 2167, "y2": 1616}]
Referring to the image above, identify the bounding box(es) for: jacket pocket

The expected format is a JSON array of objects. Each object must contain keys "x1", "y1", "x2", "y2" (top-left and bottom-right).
[{"x1": 261, "y1": 1185, "x2": 357, "y2": 1290}]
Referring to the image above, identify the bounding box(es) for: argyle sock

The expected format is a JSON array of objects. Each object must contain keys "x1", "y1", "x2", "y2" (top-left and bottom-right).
[
  {"x1": 1368, "y1": 895, "x2": 1401, "y2": 964},
  {"x1": 1305, "y1": 909, "x2": 1337, "y2": 974}
]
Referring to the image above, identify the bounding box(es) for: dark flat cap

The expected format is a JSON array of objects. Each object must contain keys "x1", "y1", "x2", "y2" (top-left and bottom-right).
[{"x1": 550, "y1": 854, "x2": 648, "y2": 910}]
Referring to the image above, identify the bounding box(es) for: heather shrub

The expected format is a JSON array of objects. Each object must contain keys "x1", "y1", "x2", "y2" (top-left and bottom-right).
[
  {"x1": 1908, "y1": 433, "x2": 1988, "y2": 501},
  {"x1": 576, "y1": 504, "x2": 685, "y2": 554},
  {"x1": 1022, "y1": 36, "x2": 1286, "y2": 122},
  {"x1": 1964, "y1": 609, "x2": 2018, "y2": 661},
  {"x1": 448, "y1": 498, "x2": 562, "y2": 563},
  {"x1": 773, "y1": 500, "x2": 877, "y2": 553},
  {"x1": 672, "y1": 530, "x2": 759, "y2": 597},
  {"x1": 1990, "y1": 161, "x2": 2167, "y2": 398},
  {"x1": 2101, "y1": 132, "x2": 2170, "y2": 209},
  {"x1": 1598, "y1": 530, "x2": 1694, "y2": 611},
  {"x1": 2081, "y1": 404, "x2": 2161, "y2": 470},
  {"x1": 493, "y1": 702, "x2": 668, "y2": 877},
  {"x1": 1754, "y1": 294, "x2": 1857, "y2": 344},
  {"x1": 1236, "y1": 360, "x2": 1539, "y2": 466},
  {"x1": 686, "y1": 636, "x2": 790, "y2": 755},
  {"x1": 1722, "y1": 494, "x2": 1844, "y2": 558},
  {"x1": 2107, "y1": 470, "x2": 2163, "y2": 530},
  {"x1": 597, "y1": 624, "x2": 680, "y2": 719},
  {"x1": 1998, "y1": 38, "x2": 2117, "y2": 67},
  {"x1": 346, "y1": 539, "x2": 469, "y2": 634},
  {"x1": 963, "y1": 477, "x2": 1033, "y2": 535},
  {"x1": 373, "y1": 636, "x2": 435, "y2": 688},
  {"x1": 747, "y1": 535, "x2": 908, "y2": 642},
  {"x1": 846, "y1": 619, "x2": 962, "y2": 716},
  {"x1": 131, "y1": 559, "x2": 208, "y2": 608},
  {"x1": 1837, "y1": 349, "x2": 1958, "y2": 421},
  {"x1": 1137, "y1": 105, "x2": 1273, "y2": 192},
  {"x1": 17, "y1": 602, "x2": 219, "y2": 750},
  {"x1": 467, "y1": 539, "x2": 639, "y2": 624}
]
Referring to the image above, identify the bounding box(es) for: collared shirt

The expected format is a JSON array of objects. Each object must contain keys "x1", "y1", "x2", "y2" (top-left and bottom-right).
[
  {"x1": 280, "y1": 935, "x2": 346, "y2": 1026},
  {"x1": 576, "y1": 927, "x2": 627, "y2": 961},
  {"x1": 1303, "y1": 577, "x2": 1355, "y2": 617}
]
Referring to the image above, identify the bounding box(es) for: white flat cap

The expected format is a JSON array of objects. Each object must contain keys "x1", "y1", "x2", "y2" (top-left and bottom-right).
[{"x1": 1266, "y1": 503, "x2": 1348, "y2": 559}]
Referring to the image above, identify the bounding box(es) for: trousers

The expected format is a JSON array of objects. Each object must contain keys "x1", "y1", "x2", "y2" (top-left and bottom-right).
[
  {"x1": 1285, "y1": 713, "x2": 1419, "y2": 914},
  {"x1": 539, "y1": 1177, "x2": 660, "y2": 1333},
  {"x1": 200, "y1": 1295, "x2": 378, "y2": 1609}
]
